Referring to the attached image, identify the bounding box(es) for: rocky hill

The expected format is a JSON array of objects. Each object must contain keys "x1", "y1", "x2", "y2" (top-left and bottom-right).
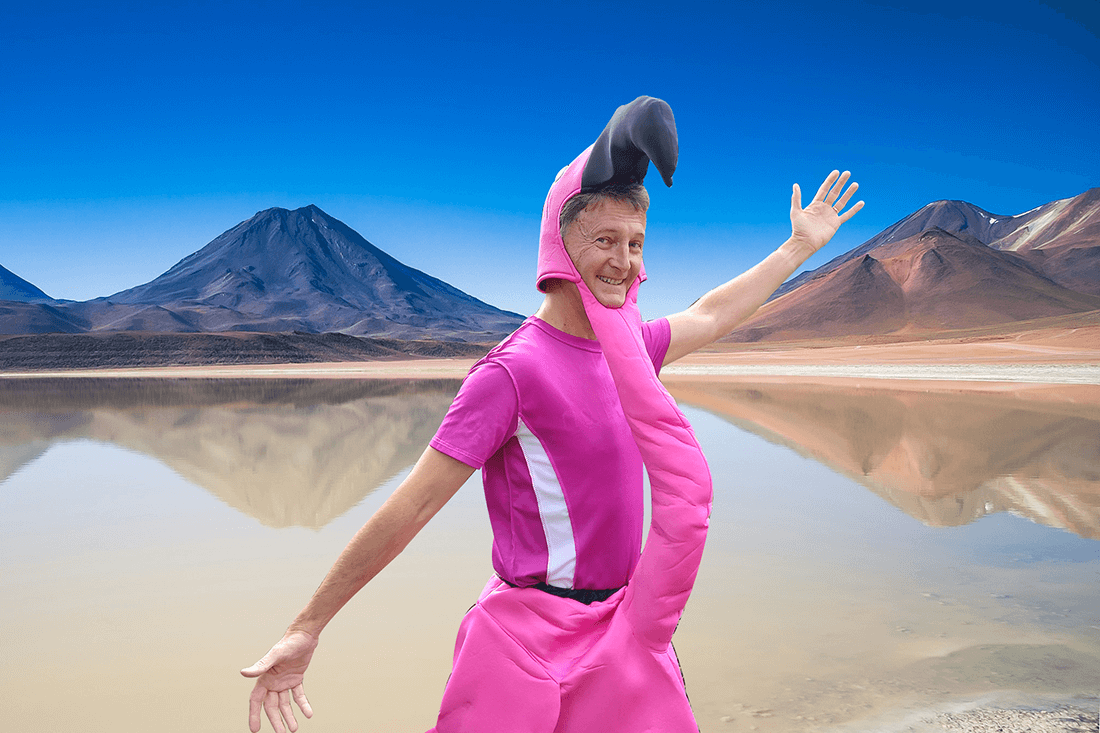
[{"x1": 728, "y1": 188, "x2": 1100, "y2": 342}]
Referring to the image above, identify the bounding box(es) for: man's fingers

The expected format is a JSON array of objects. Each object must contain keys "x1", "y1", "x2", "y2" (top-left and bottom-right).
[
  {"x1": 838, "y1": 199, "x2": 865, "y2": 224},
  {"x1": 791, "y1": 183, "x2": 802, "y2": 213},
  {"x1": 291, "y1": 684, "x2": 314, "y2": 719},
  {"x1": 264, "y1": 690, "x2": 288, "y2": 733},
  {"x1": 834, "y1": 181, "x2": 859, "y2": 212},
  {"x1": 278, "y1": 690, "x2": 298, "y2": 733},
  {"x1": 248, "y1": 687, "x2": 265, "y2": 733},
  {"x1": 825, "y1": 171, "x2": 851, "y2": 205},
  {"x1": 813, "y1": 170, "x2": 840, "y2": 203}
]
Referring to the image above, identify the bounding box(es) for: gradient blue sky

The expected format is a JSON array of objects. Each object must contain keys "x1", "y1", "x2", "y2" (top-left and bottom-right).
[{"x1": 1, "y1": 0, "x2": 1097, "y2": 320}]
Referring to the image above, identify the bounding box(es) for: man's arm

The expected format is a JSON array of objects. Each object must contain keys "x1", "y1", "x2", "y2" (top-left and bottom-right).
[
  {"x1": 664, "y1": 170, "x2": 863, "y2": 365},
  {"x1": 240, "y1": 446, "x2": 476, "y2": 733}
]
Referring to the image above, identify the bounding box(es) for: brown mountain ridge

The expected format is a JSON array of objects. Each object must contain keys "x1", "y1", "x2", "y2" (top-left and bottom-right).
[{"x1": 728, "y1": 188, "x2": 1100, "y2": 343}]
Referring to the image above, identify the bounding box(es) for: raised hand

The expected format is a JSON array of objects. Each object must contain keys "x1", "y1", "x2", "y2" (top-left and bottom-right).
[
  {"x1": 241, "y1": 630, "x2": 318, "y2": 733},
  {"x1": 789, "y1": 170, "x2": 864, "y2": 257}
]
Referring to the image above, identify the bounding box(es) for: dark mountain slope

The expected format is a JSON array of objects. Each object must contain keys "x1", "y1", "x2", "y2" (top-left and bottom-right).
[
  {"x1": 99, "y1": 205, "x2": 523, "y2": 340},
  {"x1": 1, "y1": 264, "x2": 52, "y2": 303}
]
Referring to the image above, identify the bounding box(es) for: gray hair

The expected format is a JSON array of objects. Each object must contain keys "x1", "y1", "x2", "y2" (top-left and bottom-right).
[{"x1": 559, "y1": 183, "x2": 650, "y2": 238}]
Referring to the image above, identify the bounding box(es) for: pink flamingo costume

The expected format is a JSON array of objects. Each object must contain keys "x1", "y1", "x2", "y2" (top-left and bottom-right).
[{"x1": 427, "y1": 97, "x2": 713, "y2": 732}]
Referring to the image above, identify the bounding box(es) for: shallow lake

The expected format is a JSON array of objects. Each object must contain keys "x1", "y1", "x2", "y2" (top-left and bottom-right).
[{"x1": 2, "y1": 376, "x2": 1098, "y2": 732}]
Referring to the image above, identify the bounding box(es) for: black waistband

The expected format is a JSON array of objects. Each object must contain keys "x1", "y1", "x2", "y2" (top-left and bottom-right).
[{"x1": 502, "y1": 578, "x2": 622, "y2": 605}]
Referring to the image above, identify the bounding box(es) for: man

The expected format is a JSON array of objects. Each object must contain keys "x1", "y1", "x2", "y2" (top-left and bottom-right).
[{"x1": 241, "y1": 97, "x2": 862, "y2": 732}]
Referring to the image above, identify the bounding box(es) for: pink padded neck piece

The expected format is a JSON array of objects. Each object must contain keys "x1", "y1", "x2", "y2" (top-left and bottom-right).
[{"x1": 546, "y1": 146, "x2": 712, "y2": 651}]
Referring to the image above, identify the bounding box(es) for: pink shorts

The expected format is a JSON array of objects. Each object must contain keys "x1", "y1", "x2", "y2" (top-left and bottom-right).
[{"x1": 426, "y1": 576, "x2": 697, "y2": 733}]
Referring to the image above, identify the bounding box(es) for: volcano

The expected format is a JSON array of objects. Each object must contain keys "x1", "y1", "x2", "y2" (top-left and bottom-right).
[{"x1": 90, "y1": 205, "x2": 523, "y2": 340}]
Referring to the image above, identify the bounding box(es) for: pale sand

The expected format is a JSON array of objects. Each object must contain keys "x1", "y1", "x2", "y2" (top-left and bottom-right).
[
  {"x1": 665, "y1": 362, "x2": 1100, "y2": 384},
  {"x1": 4, "y1": 342, "x2": 1097, "y2": 383},
  {"x1": 670, "y1": 331, "x2": 1100, "y2": 384},
  {"x1": 4, "y1": 360, "x2": 1097, "y2": 384}
]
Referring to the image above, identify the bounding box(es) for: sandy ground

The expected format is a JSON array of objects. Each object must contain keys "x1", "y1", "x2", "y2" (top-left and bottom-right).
[
  {"x1": 668, "y1": 329, "x2": 1100, "y2": 384},
  {"x1": 4, "y1": 333, "x2": 1098, "y2": 383}
]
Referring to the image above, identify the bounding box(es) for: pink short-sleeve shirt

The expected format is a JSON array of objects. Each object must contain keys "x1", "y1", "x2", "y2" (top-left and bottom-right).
[{"x1": 430, "y1": 316, "x2": 671, "y2": 590}]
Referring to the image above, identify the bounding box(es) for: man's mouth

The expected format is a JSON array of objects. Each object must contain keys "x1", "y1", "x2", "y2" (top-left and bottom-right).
[{"x1": 597, "y1": 276, "x2": 625, "y2": 286}]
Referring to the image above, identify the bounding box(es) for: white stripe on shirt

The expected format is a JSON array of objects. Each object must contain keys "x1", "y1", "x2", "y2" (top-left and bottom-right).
[{"x1": 515, "y1": 418, "x2": 576, "y2": 589}]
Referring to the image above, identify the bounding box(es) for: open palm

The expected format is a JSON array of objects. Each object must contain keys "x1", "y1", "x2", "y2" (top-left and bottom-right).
[
  {"x1": 789, "y1": 170, "x2": 864, "y2": 256},
  {"x1": 241, "y1": 630, "x2": 318, "y2": 733}
]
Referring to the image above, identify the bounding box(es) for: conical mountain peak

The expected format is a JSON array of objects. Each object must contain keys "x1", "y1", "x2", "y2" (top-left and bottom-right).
[{"x1": 96, "y1": 205, "x2": 522, "y2": 339}]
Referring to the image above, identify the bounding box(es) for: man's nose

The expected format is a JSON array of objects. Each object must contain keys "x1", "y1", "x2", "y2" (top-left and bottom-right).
[{"x1": 608, "y1": 242, "x2": 629, "y2": 269}]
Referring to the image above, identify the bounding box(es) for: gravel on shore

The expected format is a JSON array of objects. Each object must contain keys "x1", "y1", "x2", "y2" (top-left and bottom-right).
[
  {"x1": 926, "y1": 703, "x2": 1098, "y2": 733},
  {"x1": 827, "y1": 697, "x2": 1100, "y2": 733}
]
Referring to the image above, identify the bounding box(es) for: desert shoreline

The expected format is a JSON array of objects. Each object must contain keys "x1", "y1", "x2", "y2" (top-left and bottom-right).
[
  {"x1": 3, "y1": 315, "x2": 1097, "y2": 383},
  {"x1": 4, "y1": 362, "x2": 1099, "y2": 387},
  {"x1": 3, "y1": 353, "x2": 1098, "y2": 386}
]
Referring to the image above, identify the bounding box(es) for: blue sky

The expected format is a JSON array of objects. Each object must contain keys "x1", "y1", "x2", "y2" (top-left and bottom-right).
[{"x1": 1, "y1": 0, "x2": 1097, "y2": 319}]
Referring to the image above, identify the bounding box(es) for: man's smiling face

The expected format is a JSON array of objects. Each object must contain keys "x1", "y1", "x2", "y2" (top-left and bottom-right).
[{"x1": 561, "y1": 198, "x2": 646, "y2": 309}]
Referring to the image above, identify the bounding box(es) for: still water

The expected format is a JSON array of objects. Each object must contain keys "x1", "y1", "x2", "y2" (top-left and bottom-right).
[{"x1": 1, "y1": 377, "x2": 1097, "y2": 732}]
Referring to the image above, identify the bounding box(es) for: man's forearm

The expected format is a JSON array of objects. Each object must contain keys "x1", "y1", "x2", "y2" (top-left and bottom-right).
[
  {"x1": 695, "y1": 238, "x2": 811, "y2": 333},
  {"x1": 664, "y1": 238, "x2": 813, "y2": 363},
  {"x1": 664, "y1": 172, "x2": 863, "y2": 365},
  {"x1": 287, "y1": 491, "x2": 425, "y2": 636},
  {"x1": 286, "y1": 447, "x2": 474, "y2": 638}
]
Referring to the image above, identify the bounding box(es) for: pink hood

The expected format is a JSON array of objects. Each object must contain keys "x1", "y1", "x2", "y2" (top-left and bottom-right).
[
  {"x1": 535, "y1": 145, "x2": 638, "y2": 291},
  {"x1": 535, "y1": 96, "x2": 677, "y2": 295}
]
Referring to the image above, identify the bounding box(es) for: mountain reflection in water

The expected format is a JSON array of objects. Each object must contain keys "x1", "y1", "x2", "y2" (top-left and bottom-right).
[
  {"x1": 665, "y1": 378, "x2": 1100, "y2": 540},
  {"x1": 0, "y1": 378, "x2": 460, "y2": 528},
  {"x1": 4, "y1": 377, "x2": 1099, "y2": 538}
]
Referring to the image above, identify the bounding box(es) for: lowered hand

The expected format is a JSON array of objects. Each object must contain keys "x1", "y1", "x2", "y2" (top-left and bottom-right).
[{"x1": 241, "y1": 630, "x2": 318, "y2": 733}]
